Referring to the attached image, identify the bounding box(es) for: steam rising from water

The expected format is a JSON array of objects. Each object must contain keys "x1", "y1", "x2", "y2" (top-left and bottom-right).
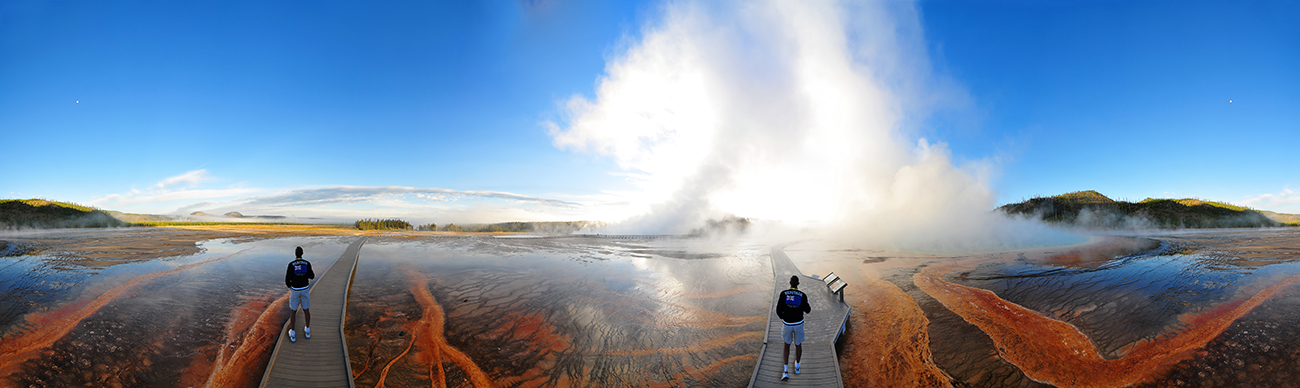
[{"x1": 548, "y1": 0, "x2": 1078, "y2": 251}]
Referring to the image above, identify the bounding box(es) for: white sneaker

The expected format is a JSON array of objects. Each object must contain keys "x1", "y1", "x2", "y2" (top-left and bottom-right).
[
  {"x1": 795, "y1": 362, "x2": 801, "y2": 374},
  {"x1": 289, "y1": 329, "x2": 296, "y2": 343},
  {"x1": 781, "y1": 371, "x2": 788, "y2": 381},
  {"x1": 305, "y1": 327, "x2": 311, "y2": 339}
]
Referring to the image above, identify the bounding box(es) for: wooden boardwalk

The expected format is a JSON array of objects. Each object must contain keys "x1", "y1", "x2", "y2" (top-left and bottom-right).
[
  {"x1": 261, "y1": 237, "x2": 367, "y2": 388},
  {"x1": 749, "y1": 246, "x2": 852, "y2": 388}
]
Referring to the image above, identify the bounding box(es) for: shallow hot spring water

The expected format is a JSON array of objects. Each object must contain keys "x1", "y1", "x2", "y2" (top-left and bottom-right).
[{"x1": 343, "y1": 237, "x2": 772, "y2": 387}]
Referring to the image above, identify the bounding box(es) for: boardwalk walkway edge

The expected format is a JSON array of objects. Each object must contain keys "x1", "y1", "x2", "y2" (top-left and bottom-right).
[
  {"x1": 260, "y1": 236, "x2": 367, "y2": 388},
  {"x1": 338, "y1": 238, "x2": 363, "y2": 387}
]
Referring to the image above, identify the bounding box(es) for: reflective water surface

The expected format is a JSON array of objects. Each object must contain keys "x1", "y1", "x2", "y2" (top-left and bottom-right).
[{"x1": 344, "y1": 237, "x2": 772, "y2": 387}]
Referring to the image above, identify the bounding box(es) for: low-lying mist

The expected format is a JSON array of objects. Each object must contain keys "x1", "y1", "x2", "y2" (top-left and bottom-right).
[{"x1": 548, "y1": 0, "x2": 1080, "y2": 253}]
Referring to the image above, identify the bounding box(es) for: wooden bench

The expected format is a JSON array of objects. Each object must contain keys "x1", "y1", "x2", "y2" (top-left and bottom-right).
[{"x1": 822, "y1": 272, "x2": 848, "y2": 303}]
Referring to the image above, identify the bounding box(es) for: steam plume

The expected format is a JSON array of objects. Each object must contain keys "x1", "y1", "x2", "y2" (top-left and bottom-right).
[{"x1": 548, "y1": 0, "x2": 1076, "y2": 251}]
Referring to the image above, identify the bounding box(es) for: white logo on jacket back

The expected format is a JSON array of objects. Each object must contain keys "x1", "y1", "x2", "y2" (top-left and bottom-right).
[{"x1": 784, "y1": 292, "x2": 802, "y2": 307}]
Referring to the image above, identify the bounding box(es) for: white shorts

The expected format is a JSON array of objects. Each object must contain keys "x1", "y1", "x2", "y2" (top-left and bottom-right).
[
  {"x1": 289, "y1": 288, "x2": 310, "y2": 310},
  {"x1": 782, "y1": 322, "x2": 805, "y2": 345}
]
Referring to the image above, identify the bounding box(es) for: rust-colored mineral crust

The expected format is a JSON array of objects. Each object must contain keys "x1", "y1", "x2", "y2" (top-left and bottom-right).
[
  {"x1": 916, "y1": 257, "x2": 1300, "y2": 388},
  {"x1": 839, "y1": 275, "x2": 954, "y2": 388}
]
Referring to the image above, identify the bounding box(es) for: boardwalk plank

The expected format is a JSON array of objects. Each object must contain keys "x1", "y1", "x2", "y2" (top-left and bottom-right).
[
  {"x1": 270, "y1": 370, "x2": 350, "y2": 381},
  {"x1": 265, "y1": 377, "x2": 349, "y2": 388},
  {"x1": 261, "y1": 237, "x2": 367, "y2": 388}
]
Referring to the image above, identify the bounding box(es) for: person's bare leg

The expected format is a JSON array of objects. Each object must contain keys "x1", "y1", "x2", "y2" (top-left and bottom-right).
[
  {"x1": 304, "y1": 308, "x2": 310, "y2": 328},
  {"x1": 288, "y1": 308, "x2": 297, "y2": 333},
  {"x1": 795, "y1": 344, "x2": 802, "y2": 363},
  {"x1": 782, "y1": 342, "x2": 791, "y2": 379}
]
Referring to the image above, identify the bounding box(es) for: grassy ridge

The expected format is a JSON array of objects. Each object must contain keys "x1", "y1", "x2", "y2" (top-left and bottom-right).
[
  {"x1": 999, "y1": 190, "x2": 1286, "y2": 229},
  {"x1": 1258, "y1": 210, "x2": 1300, "y2": 226},
  {"x1": 0, "y1": 199, "x2": 128, "y2": 229}
]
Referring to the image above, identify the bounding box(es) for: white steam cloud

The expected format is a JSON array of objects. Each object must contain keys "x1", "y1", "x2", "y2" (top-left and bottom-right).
[{"x1": 547, "y1": 0, "x2": 1078, "y2": 252}]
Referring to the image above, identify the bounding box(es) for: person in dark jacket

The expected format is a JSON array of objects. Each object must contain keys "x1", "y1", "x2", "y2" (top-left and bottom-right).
[
  {"x1": 285, "y1": 246, "x2": 315, "y2": 343},
  {"x1": 776, "y1": 275, "x2": 811, "y2": 381}
]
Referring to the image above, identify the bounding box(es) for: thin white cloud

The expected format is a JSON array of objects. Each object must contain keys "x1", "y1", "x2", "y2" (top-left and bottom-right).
[
  {"x1": 234, "y1": 186, "x2": 580, "y2": 208},
  {"x1": 96, "y1": 187, "x2": 262, "y2": 206},
  {"x1": 86, "y1": 170, "x2": 589, "y2": 222},
  {"x1": 155, "y1": 169, "x2": 211, "y2": 189},
  {"x1": 89, "y1": 169, "x2": 258, "y2": 212},
  {"x1": 174, "y1": 201, "x2": 218, "y2": 214},
  {"x1": 167, "y1": 186, "x2": 589, "y2": 224},
  {"x1": 1242, "y1": 187, "x2": 1300, "y2": 213}
]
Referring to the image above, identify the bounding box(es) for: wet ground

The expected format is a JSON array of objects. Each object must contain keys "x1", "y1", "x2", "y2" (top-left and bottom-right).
[{"x1": 2, "y1": 227, "x2": 1299, "y2": 387}]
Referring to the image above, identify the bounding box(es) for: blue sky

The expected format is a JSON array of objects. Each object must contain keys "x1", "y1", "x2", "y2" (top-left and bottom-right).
[
  {"x1": 3, "y1": 0, "x2": 1298, "y2": 226},
  {"x1": 919, "y1": 1, "x2": 1300, "y2": 206}
]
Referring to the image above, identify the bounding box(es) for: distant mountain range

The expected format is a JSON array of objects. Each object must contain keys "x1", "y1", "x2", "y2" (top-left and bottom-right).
[{"x1": 999, "y1": 190, "x2": 1299, "y2": 229}]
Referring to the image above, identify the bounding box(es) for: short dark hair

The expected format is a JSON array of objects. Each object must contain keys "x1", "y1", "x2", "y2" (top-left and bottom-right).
[
  {"x1": 295, "y1": 246, "x2": 303, "y2": 258},
  {"x1": 790, "y1": 275, "x2": 799, "y2": 287}
]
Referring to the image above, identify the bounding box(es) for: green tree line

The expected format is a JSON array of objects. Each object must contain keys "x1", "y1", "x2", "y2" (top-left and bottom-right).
[{"x1": 354, "y1": 218, "x2": 413, "y2": 230}]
